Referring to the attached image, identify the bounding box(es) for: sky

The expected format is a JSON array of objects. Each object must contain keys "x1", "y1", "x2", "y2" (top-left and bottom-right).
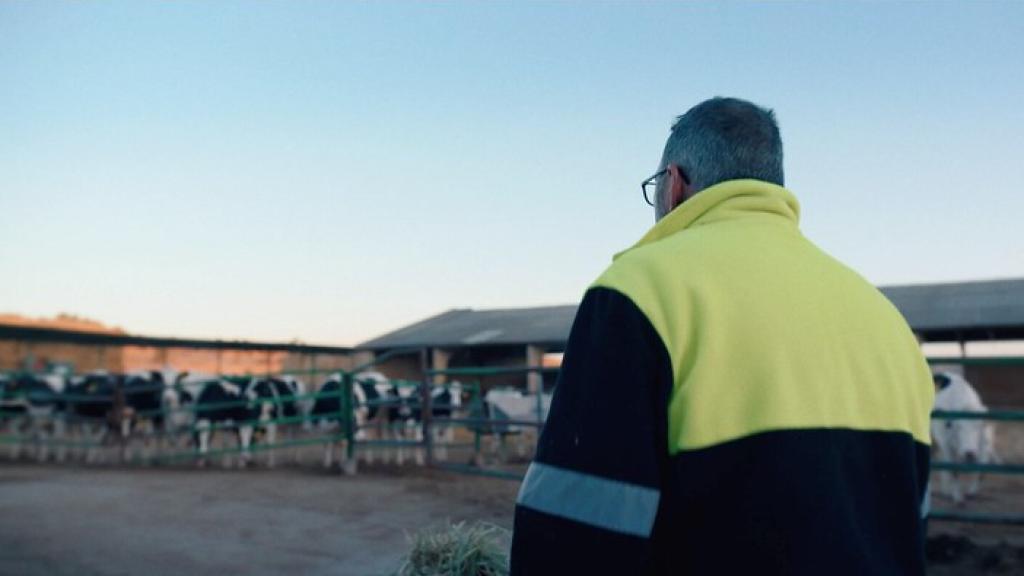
[{"x1": 1, "y1": 2, "x2": 1022, "y2": 346}]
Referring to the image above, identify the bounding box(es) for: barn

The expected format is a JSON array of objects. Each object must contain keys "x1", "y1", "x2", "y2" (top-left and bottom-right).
[
  {"x1": 884, "y1": 277, "x2": 1024, "y2": 407},
  {"x1": 358, "y1": 278, "x2": 1024, "y2": 402},
  {"x1": 4, "y1": 278, "x2": 1022, "y2": 401},
  {"x1": 357, "y1": 304, "x2": 576, "y2": 392}
]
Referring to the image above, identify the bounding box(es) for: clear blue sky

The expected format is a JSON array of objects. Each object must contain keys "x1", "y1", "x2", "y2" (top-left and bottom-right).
[{"x1": 2, "y1": 2, "x2": 1022, "y2": 345}]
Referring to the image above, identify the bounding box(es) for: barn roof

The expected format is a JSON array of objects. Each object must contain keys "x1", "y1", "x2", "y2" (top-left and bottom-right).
[
  {"x1": 879, "y1": 278, "x2": 1024, "y2": 342},
  {"x1": 358, "y1": 278, "x2": 1024, "y2": 350},
  {"x1": 0, "y1": 324, "x2": 353, "y2": 355},
  {"x1": 358, "y1": 305, "x2": 578, "y2": 351}
]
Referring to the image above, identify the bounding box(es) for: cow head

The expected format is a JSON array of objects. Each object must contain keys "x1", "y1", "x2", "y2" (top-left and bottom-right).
[
  {"x1": 449, "y1": 381, "x2": 466, "y2": 408},
  {"x1": 162, "y1": 386, "x2": 183, "y2": 411},
  {"x1": 947, "y1": 419, "x2": 988, "y2": 462},
  {"x1": 933, "y1": 372, "x2": 990, "y2": 463},
  {"x1": 246, "y1": 379, "x2": 278, "y2": 421}
]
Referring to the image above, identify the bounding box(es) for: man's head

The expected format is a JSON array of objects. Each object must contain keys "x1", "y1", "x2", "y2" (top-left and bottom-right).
[{"x1": 654, "y1": 97, "x2": 784, "y2": 220}]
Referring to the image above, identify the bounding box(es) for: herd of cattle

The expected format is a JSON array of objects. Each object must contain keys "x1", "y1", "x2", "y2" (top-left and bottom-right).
[
  {"x1": 0, "y1": 369, "x2": 508, "y2": 469},
  {"x1": 0, "y1": 367, "x2": 1008, "y2": 505}
]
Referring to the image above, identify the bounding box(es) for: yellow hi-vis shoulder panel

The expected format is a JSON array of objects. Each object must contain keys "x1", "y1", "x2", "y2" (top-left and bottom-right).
[{"x1": 593, "y1": 180, "x2": 934, "y2": 454}]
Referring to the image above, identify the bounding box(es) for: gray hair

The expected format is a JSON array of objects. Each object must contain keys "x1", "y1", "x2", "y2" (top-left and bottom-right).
[{"x1": 661, "y1": 97, "x2": 784, "y2": 192}]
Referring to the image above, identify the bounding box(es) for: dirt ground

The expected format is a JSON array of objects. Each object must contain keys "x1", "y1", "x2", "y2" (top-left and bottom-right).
[
  {"x1": 1, "y1": 460, "x2": 1023, "y2": 576},
  {"x1": 0, "y1": 463, "x2": 519, "y2": 576}
]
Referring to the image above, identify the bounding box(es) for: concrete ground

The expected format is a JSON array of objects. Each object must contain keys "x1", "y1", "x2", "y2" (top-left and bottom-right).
[{"x1": 0, "y1": 463, "x2": 518, "y2": 576}]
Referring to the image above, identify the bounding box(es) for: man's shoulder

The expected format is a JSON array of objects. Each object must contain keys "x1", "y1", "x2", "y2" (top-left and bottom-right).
[
  {"x1": 591, "y1": 226, "x2": 726, "y2": 305},
  {"x1": 592, "y1": 242, "x2": 675, "y2": 298}
]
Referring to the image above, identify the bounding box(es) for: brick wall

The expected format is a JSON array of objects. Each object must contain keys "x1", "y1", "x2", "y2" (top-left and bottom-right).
[
  {"x1": 0, "y1": 337, "x2": 353, "y2": 388},
  {"x1": 0, "y1": 340, "x2": 123, "y2": 372}
]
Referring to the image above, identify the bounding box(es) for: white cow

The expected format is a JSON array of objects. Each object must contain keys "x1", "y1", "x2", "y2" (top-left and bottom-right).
[
  {"x1": 931, "y1": 372, "x2": 1000, "y2": 505},
  {"x1": 483, "y1": 388, "x2": 552, "y2": 461}
]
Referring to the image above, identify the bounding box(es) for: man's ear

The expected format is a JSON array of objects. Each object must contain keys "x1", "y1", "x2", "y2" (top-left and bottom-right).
[{"x1": 668, "y1": 164, "x2": 692, "y2": 210}]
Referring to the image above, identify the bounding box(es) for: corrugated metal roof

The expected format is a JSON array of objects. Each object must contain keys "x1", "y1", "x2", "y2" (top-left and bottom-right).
[
  {"x1": 358, "y1": 305, "x2": 578, "y2": 350},
  {"x1": 358, "y1": 278, "x2": 1024, "y2": 350},
  {"x1": 879, "y1": 278, "x2": 1024, "y2": 335}
]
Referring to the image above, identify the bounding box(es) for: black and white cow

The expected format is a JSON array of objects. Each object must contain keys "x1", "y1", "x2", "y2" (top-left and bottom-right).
[
  {"x1": 308, "y1": 373, "x2": 468, "y2": 467},
  {"x1": 119, "y1": 371, "x2": 170, "y2": 459},
  {"x1": 309, "y1": 371, "x2": 421, "y2": 466},
  {"x1": 309, "y1": 371, "x2": 388, "y2": 467},
  {"x1": 263, "y1": 376, "x2": 304, "y2": 422},
  {"x1": 258, "y1": 375, "x2": 310, "y2": 463},
  {"x1": 3, "y1": 370, "x2": 170, "y2": 464},
  {"x1": 931, "y1": 372, "x2": 1000, "y2": 505},
  {"x1": 386, "y1": 383, "x2": 424, "y2": 465},
  {"x1": 161, "y1": 372, "x2": 201, "y2": 450},
  {"x1": 0, "y1": 372, "x2": 66, "y2": 462},
  {"x1": 63, "y1": 372, "x2": 121, "y2": 463},
  {"x1": 309, "y1": 374, "x2": 349, "y2": 470},
  {"x1": 425, "y1": 382, "x2": 464, "y2": 462},
  {"x1": 193, "y1": 377, "x2": 287, "y2": 467},
  {"x1": 355, "y1": 371, "x2": 402, "y2": 427},
  {"x1": 359, "y1": 377, "x2": 468, "y2": 465}
]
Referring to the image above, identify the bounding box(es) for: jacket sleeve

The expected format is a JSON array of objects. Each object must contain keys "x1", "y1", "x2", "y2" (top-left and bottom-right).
[{"x1": 510, "y1": 286, "x2": 674, "y2": 575}]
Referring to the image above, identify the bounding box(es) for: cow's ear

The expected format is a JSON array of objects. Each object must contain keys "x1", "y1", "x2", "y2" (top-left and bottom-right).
[{"x1": 933, "y1": 374, "x2": 951, "y2": 389}]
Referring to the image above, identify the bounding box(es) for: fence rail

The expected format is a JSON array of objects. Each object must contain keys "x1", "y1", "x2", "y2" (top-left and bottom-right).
[
  {"x1": 3, "y1": 357, "x2": 1023, "y2": 526},
  {"x1": 925, "y1": 357, "x2": 1024, "y2": 526}
]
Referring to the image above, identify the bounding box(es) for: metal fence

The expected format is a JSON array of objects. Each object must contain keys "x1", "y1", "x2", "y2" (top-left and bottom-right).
[
  {"x1": 425, "y1": 357, "x2": 1024, "y2": 527},
  {"x1": 926, "y1": 356, "x2": 1024, "y2": 526},
  {"x1": 0, "y1": 360, "x2": 547, "y2": 475},
  {"x1": 2, "y1": 355, "x2": 1022, "y2": 526}
]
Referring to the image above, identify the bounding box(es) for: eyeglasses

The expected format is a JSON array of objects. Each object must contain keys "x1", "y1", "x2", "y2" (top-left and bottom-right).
[
  {"x1": 641, "y1": 166, "x2": 689, "y2": 206},
  {"x1": 641, "y1": 169, "x2": 667, "y2": 207}
]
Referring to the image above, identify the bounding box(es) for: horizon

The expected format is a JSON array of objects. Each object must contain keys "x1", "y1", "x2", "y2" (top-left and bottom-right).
[{"x1": 5, "y1": 273, "x2": 1024, "y2": 353}]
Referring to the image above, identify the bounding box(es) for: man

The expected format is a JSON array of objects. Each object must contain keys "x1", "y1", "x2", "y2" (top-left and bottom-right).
[{"x1": 510, "y1": 97, "x2": 934, "y2": 575}]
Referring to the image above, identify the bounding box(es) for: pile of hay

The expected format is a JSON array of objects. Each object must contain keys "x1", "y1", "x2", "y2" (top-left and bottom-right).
[{"x1": 394, "y1": 521, "x2": 510, "y2": 576}]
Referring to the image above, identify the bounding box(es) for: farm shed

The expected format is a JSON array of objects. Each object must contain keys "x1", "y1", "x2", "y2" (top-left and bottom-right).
[
  {"x1": 357, "y1": 304, "x2": 576, "y2": 392},
  {"x1": 360, "y1": 278, "x2": 1024, "y2": 402}
]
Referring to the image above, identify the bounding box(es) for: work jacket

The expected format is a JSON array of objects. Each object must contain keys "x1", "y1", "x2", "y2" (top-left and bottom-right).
[{"x1": 510, "y1": 179, "x2": 934, "y2": 575}]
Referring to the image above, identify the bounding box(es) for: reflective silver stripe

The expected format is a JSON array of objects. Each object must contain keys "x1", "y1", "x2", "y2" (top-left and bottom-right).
[{"x1": 516, "y1": 462, "x2": 660, "y2": 538}]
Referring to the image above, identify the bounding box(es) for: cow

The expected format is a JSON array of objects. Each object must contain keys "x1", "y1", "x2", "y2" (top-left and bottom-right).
[
  {"x1": 392, "y1": 383, "x2": 427, "y2": 465},
  {"x1": 262, "y1": 376, "x2": 307, "y2": 424},
  {"x1": 405, "y1": 382, "x2": 465, "y2": 462},
  {"x1": 254, "y1": 376, "x2": 310, "y2": 464},
  {"x1": 479, "y1": 388, "x2": 552, "y2": 462},
  {"x1": 193, "y1": 377, "x2": 285, "y2": 468},
  {"x1": 353, "y1": 371, "x2": 410, "y2": 457},
  {"x1": 365, "y1": 378, "x2": 471, "y2": 465},
  {"x1": 63, "y1": 372, "x2": 123, "y2": 463},
  {"x1": 0, "y1": 372, "x2": 66, "y2": 462},
  {"x1": 931, "y1": 371, "x2": 1000, "y2": 505},
  {"x1": 309, "y1": 371, "x2": 426, "y2": 467},
  {"x1": 119, "y1": 371, "x2": 170, "y2": 461},
  {"x1": 309, "y1": 373, "x2": 375, "y2": 470},
  {"x1": 309, "y1": 371, "x2": 397, "y2": 467},
  {"x1": 160, "y1": 372, "x2": 202, "y2": 451},
  {"x1": 309, "y1": 374, "x2": 348, "y2": 470}
]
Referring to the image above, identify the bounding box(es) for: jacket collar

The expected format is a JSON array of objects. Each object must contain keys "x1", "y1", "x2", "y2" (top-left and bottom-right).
[{"x1": 614, "y1": 179, "x2": 801, "y2": 261}]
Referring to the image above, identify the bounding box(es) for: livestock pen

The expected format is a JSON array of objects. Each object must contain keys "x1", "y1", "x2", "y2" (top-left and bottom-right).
[
  {"x1": 2, "y1": 356, "x2": 1024, "y2": 574},
  {"x1": 2, "y1": 357, "x2": 1023, "y2": 523},
  {"x1": 2, "y1": 356, "x2": 1024, "y2": 504}
]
